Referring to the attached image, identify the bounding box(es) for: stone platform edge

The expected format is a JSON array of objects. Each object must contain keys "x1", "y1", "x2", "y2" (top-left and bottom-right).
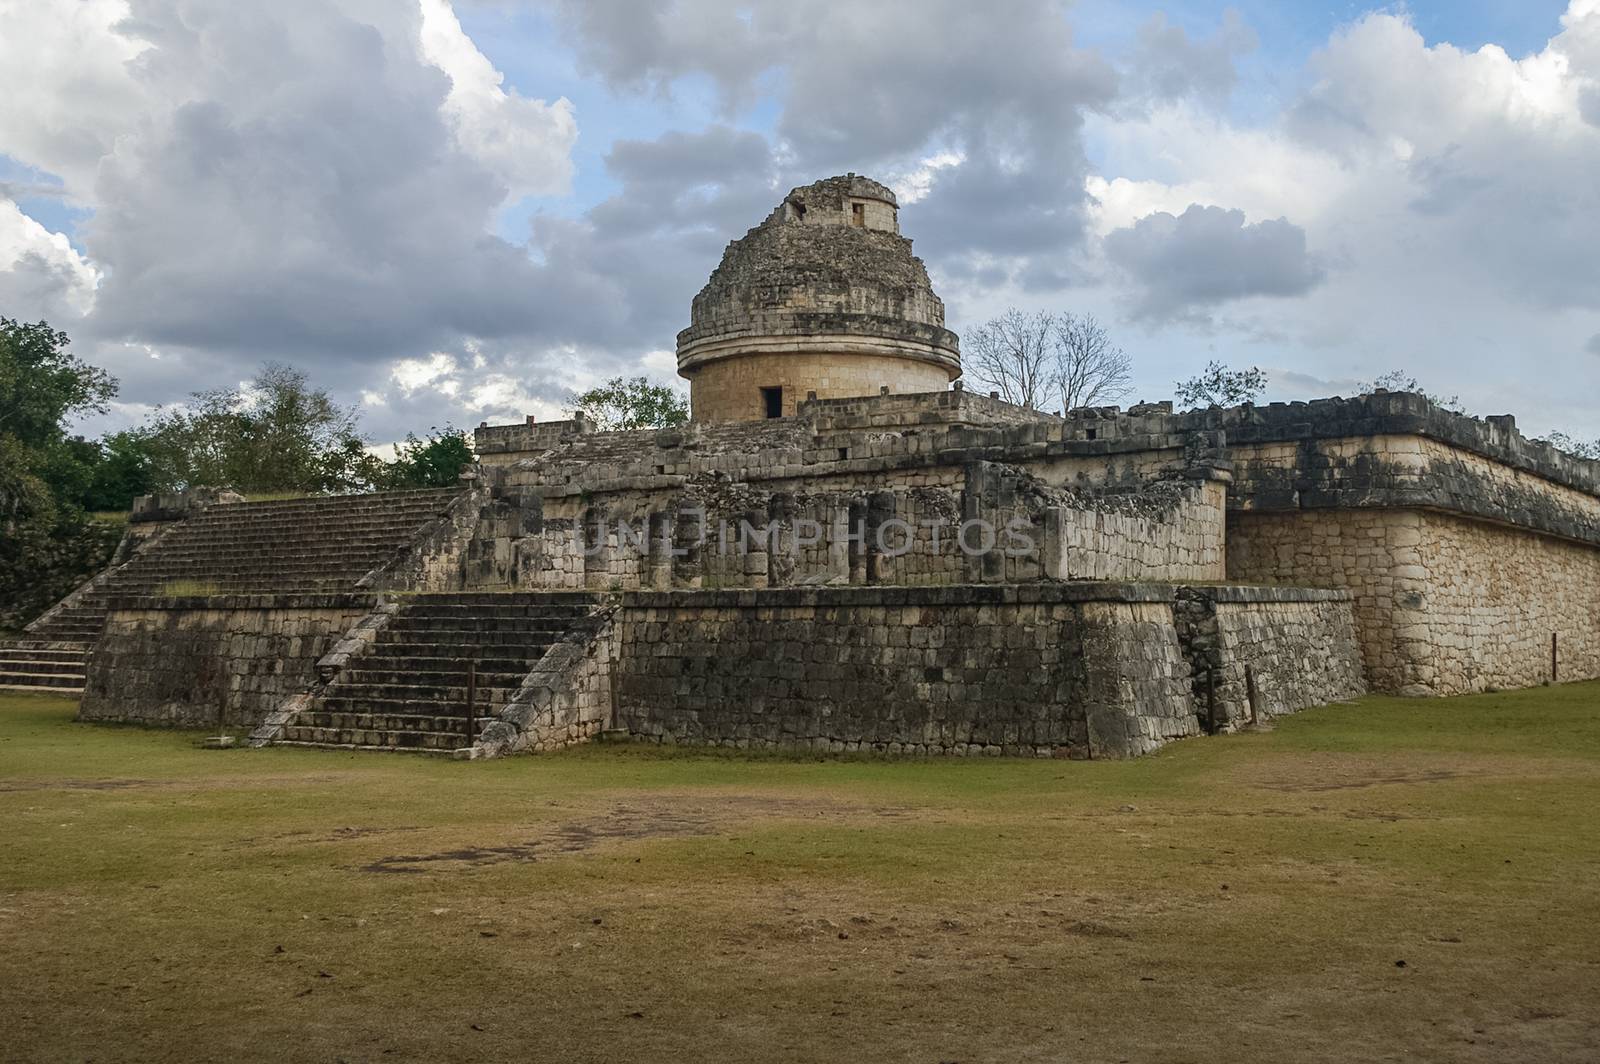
[{"x1": 617, "y1": 582, "x2": 1350, "y2": 610}]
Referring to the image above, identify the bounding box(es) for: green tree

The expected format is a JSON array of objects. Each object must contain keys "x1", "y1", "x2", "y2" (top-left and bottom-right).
[
  {"x1": 380, "y1": 427, "x2": 474, "y2": 489},
  {"x1": 0, "y1": 318, "x2": 116, "y2": 451},
  {"x1": 0, "y1": 321, "x2": 122, "y2": 627},
  {"x1": 1174, "y1": 360, "x2": 1268, "y2": 409},
  {"x1": 139, "y1": 363, "x2": 374, "y2": 494},
  {"x1": 81, "y1": 431, "x2": 158, "y2": 512},
  {"x1": 568, "y1": 376, "x2": 689, "y2": 431}
]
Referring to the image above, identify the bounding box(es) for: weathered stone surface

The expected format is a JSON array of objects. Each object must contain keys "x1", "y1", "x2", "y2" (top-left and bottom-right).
[
  {"x1": 1175, "y1": 585, "x2": 1365, "y2": 729},
  {"x1": 79, "y1": 594, "x2": 376, "y2": 728},
  {"x1": 676, "y1": 175, "x2": 961, "y2": 421},
  {"x1": 605, "y1": 583, "x2": 1348, "y2": 760}
]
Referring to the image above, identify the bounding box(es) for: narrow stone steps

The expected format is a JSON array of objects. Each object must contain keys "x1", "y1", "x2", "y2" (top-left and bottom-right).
[
  {"x1": 89, "y1": 487, "x2": 466, "y2": 598},
  {"x1": 0, "y1": 671, "x2": 86, "y2": 689},
  {"x1": 306, "y1": 711, "x2": 481, "y2": 733},
  {"x1": 0, "y1": 635, "x2": 91, "y2": 694},
  {"x1": 278, "y1": 726, "x2": 471, "y2": 751},
  {"x1": 270, "y1": 591, "x2": 602, "y2": 753},
  {"x1": 0, "y1": 647, "x2": 88, "y2": 663},
  {"x1": 0, "y1": 658, "x2": 86, "y2": 676},
  {"x1": 318, "y1": 695, "x2": 518, "y2": 717},
  {"x1": 320, "y1": 681, "x2": 525, "y2": 703},
  {"x1": 272, "y1": 738, "x2": 459, "y2": 755},
  {"x1": 336, "y1": 670, "x2": 531, "y2": 689},
  {"x1": 338, "y1": 654, "x2": 536, "y2": 673},
  {"x1": 376, "y1": 627, "x2": 571, "y2": 644}
]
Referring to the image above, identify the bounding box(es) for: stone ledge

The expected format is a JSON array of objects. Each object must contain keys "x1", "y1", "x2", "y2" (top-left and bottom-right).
[
  {"x1": 1188, "y1": 585, "x2": 1352, "y2": 604},
  {"x1": 1182, "y1": 392, "x2": 1600, "y2": 499},
  {"x1": 620, "y1": 582, "x2": 1179, "y2": 610},
  {"x1": 102, "y1": 592, "x2": 380, "y2": 611}
]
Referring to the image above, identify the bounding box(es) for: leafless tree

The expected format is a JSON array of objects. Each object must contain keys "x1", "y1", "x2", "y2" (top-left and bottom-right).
[
  {"x1": 1053, "y1": 312, "x2": 1132, "y2": 412},
  {"x1": 964, "y1": 309, "x2": 1056, "y2": 410},
  {"x1": 965, "y1": 308, "x2": 1133, "y2": 413}
]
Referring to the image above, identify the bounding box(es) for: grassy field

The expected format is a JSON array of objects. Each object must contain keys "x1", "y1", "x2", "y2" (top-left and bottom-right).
[{"x1": 3, "y1": 687, "x2": 1599, "y2": 1063}]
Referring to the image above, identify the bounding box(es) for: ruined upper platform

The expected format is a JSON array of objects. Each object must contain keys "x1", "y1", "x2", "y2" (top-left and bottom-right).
[{"x1": 675, "y1": 175, "x2": 960, "y2": 377}]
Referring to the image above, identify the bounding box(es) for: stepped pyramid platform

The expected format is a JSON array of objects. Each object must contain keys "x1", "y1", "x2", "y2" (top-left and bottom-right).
[
  {"x1": 95, "y1": 488, "x2": 463, "y2": 597},
  {"x1": 3, "y1": 488, "x2": 464, "y2": 696},
  {"x1": 270, "y1": 592, "x2": 604, "y2": 753}
]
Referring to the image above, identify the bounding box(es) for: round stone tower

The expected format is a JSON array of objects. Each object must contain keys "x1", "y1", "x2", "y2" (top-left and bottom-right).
[{"x1": 676, "y1": 174, "x2": 961, "y2": 422}]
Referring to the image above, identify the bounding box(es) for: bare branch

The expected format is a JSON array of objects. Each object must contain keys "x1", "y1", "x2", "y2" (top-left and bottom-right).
[
  {"x1": 964, "y1": 309, "x2": 1057, "y2": 410},
  {"x1": 1053, "y1": 312, "x2": 1131, "y2": 413}
]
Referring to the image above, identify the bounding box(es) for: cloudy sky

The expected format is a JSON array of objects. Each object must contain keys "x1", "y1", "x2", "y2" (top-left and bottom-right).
[{"x1": 2, "y1": 0, "x2": 1598, "y2": 445}]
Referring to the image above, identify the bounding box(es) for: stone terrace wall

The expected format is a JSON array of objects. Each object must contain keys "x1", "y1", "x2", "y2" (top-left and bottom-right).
[
  {"x1": 79, "y1": 594, "x2": 375, "y2": 728},
  {"x1": 467, "y1": 466, "x2": 1226, "y2": 593},
  {"x1": 796, "y1": 388, "x2": 1059, "y2": 431},
  {"x1": 1231, "y1": 508, "x2": 1600, "y2": 695},
  {"x1": 468, "y1": 395, "x2": 1231, "y2": 593},
  {"x1": 1150, "y1": 391, "x2": 1600, "y2": 697},
  {"x1": 1175, "y1": 586, "x2": 1364, "y2": 731},
  {"x1": 607, "y1": 582, "x2": 1364, "y2": 760},
  {"x1": 611, "y1": 584, "x2": 1200, "y2": 760}
]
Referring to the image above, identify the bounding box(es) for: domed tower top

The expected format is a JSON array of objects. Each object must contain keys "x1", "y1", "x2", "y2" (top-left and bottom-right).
[{"x1": 676, "y1": 174, "x2": 961, "y2": 422}]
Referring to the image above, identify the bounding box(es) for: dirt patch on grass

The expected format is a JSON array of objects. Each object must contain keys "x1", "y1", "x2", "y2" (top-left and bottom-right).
[
  {"x1": 1259, "y1": 768, "x2": 1464, "y2": 792},
  {"x1": 0, "y1": 774, "x2": 351, "y2": 794},
  {"x1": 361, "y1": 794, "x2": 903, "y2": 874},
  {"x1": 0, "y1": 778, "x2": 159, "y2": 792}
]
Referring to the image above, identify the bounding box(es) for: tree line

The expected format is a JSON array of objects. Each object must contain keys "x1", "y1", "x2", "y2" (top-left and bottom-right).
[{"x1": 2, "y1": 320, "x2": 475, "y2": 521}]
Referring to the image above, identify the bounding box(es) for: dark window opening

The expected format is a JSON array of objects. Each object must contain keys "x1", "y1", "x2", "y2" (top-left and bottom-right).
[
  {"x1": 761, "y1": 386, "x2": 784, "y2": 418},
  {"x1": 1085, "y1": 428, "x2": 1097, "y2": 440},
  {"x1": 851, "y1": 202, "x2": 865, "y2": 227}
]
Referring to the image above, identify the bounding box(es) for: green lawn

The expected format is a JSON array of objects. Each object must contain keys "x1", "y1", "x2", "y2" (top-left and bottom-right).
[{"x1": 3, "y1": 685, "x2": 1599, "y2": 1063}]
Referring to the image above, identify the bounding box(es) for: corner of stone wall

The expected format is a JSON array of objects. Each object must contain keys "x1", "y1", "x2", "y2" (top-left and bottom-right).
[
  {"x1": 1077, "y1": 597, "x2": 1200, "y2": 756},
  {"x1": 359, "y1": 486, "x2": 487, "y2": 593},
  {"x1": 21, "y1": 518, "x2": 178, "y2": 635},
  {"x1": 247, "y1": 602, "x2": 400, "y2": 747},
  {"x1": 466, "y1": 604, "x2": 618, "y2": 759},
  {"x1": 1175, "y1": 585, "x2": 1366, "y2": 730}
]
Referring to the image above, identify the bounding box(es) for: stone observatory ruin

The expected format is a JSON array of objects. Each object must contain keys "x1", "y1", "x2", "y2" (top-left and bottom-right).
[
  {"x1": 7, "y1": 174, "x2": 1598, "y2": 761},
  {"x1": 676, "y1": 174, "x2": 960, "y2": 421}
]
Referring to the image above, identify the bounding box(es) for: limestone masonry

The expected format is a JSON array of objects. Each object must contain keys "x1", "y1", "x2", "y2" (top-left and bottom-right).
[{"x1": 9, "y1": 174, "x2": 1596, "y2": 760}]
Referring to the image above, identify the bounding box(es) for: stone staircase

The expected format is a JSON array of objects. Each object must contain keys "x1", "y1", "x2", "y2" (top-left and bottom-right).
[
  {"x1": 94, "y1": 488, "x2": 462, "y2": 596},
  {"x1": 0, "y1": 488, "x2": 463, "y2": 696},
  {"x1": 275, "y1": 592, "x2": 603, "y2": 753},
  {"x1": 0, "y1": 605, "x2": 114, "y2": 695}
]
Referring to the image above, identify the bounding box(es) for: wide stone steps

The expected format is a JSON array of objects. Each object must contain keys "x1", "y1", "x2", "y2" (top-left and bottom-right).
[
  {"x1": 0, "y1": 656, "x2": 85, "y2": 676},
  {"x1": 320, "y1": 682, "x2": 525, "y2": 707},
  {"x1": 272, "y1": 592, "x2": 601, "y2": 754},
  {"x1": 4, "y1": 490, "x2": 467, "y2": 696},
  {"x1": 92, "y1": 488, "x2": 464, "y2": 598},
  {"x1": 275, "y1": 731, "x2": 465, "y2": 753},
  {"x1": 0, "y1": 673, "x2": 87, "y2": 692},
  {"x1": 0, "y1": 632, "x2": 94, "y2": 694},
  {"x1": 305, "y1": 710, "x2": 485, "y2": 733},
  {"x1": 339, "y1": 654, "x2": 536, "y2": 675},
  {"x1": 335, "y1": 668, "x2": 531, "y2": 689}
]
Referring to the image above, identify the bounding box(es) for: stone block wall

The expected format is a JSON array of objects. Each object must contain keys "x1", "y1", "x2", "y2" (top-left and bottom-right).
[
  {"x1": 1175, "y1": 586, "x2": 1365, "y2": 730},
  {"x1": 687, "y1": 350, "x2": 954, "y2": 421},
  {"x1": 79, "y1": 595, "x2": 375, "y2": 728},
  {"x1": 468, "y1": 449, "x2": 1227, "y2": 594},
  {"x1": 1419, "y1": 511, "x2": 1600, "y2": 693},
  {"x1": 1227, "y1": 508, "x2": 1600, "y2": 695},
  {"x1": 1047, "y1": 481, "x2": 1226, "y2": 583},
  {"x1": 610, "y1": 584, "x2": 1200, "y2": 759},
  {"x1": 797, "y1": 388, "x2": 1058, "y2": 431}
]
